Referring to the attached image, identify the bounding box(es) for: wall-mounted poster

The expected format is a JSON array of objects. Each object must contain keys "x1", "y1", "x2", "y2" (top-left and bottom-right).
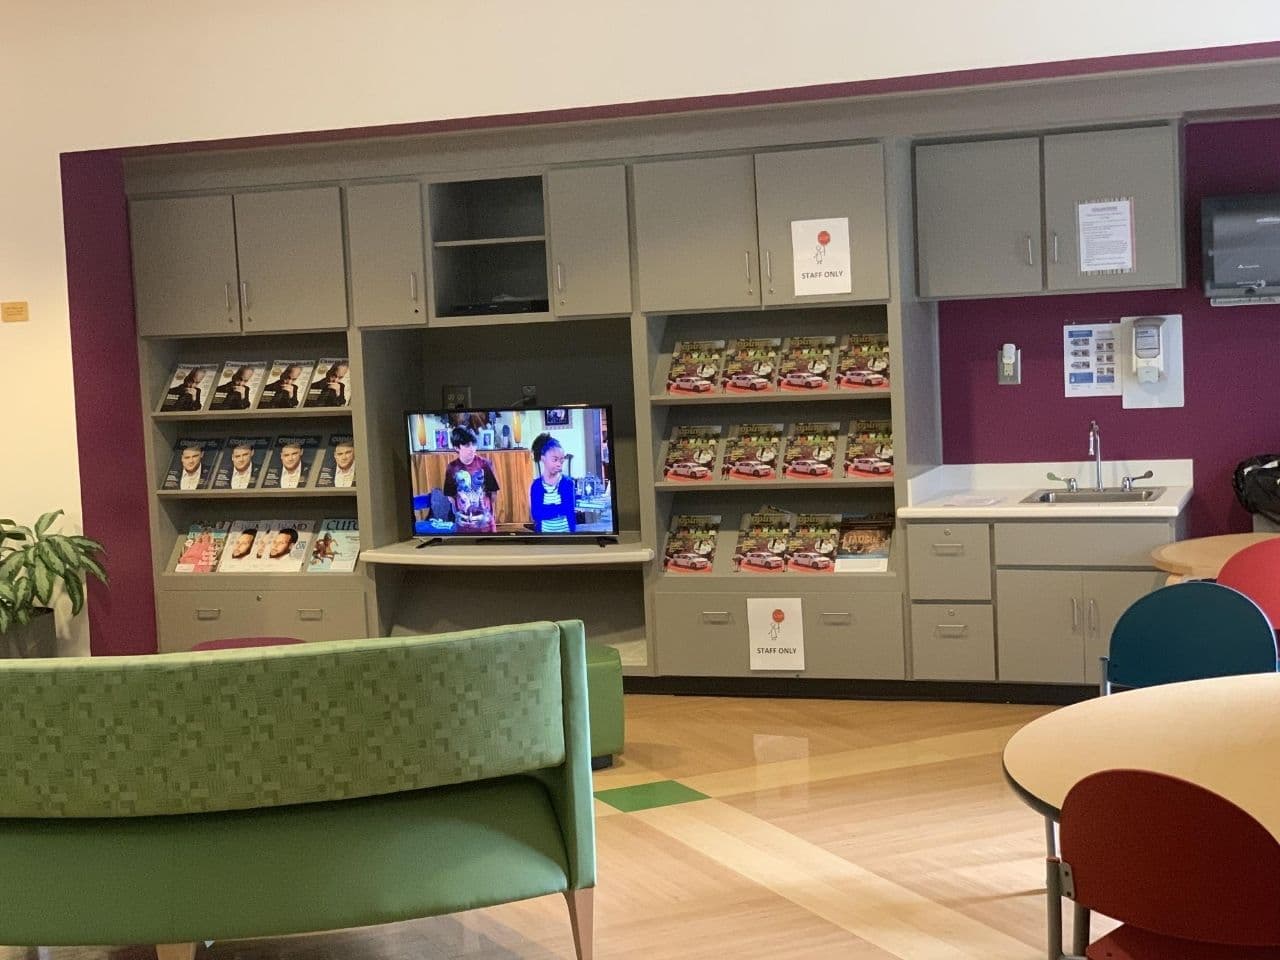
[
  {"x1": 791, "y1": 217, "x2": 851, "y2": 296},
  {"x1": 1063, "y1": 323, "x2": 1122, "y2": 398}
]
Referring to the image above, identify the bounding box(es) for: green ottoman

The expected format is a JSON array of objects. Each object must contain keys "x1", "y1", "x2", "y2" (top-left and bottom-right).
[{"x1": 586, "y1": 642, "x2": 625, "y2": 769}]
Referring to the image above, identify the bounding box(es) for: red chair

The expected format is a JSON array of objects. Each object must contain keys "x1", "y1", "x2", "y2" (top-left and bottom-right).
[
  {"x1": 1218, "y1": 538, "x2": 1280, "y2": 630},
  {"x1": 1048, "y1": 769, "x2": 1280, "y2": 958}
]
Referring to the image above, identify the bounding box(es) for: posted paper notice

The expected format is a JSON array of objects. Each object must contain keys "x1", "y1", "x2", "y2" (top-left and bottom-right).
[
  {"x1": 748, "y1": 597, "x2": 805, "y2": 671},
  {"x1": 1077, "y1": 199, "x2": 1135, "y2": 273},
  {"x1": 791, "y1": 218, "x2": 851, "y2": 296},
  {"x1": 1064, "y1": 323, "x2": 1121, "y2": 398}
]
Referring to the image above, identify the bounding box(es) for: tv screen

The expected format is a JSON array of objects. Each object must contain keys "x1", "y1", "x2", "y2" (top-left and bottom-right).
[{"x1": 407, "y1": 407, "x2": 618, "y2": 539}]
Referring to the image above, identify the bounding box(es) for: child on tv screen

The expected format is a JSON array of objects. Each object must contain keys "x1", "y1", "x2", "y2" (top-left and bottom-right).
[{"x1": 530, "y1": 433, "x2": 575, "y2": 533}]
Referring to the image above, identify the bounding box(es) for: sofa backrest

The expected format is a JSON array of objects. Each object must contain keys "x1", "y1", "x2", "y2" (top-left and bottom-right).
[{"x1": 0, "y1": 621, "x2": 570, "y2": 817}]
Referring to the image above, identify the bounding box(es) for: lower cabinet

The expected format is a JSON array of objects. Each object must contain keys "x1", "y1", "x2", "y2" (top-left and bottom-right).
[
  {"x1": 654, "y1": 591, "x2": 904, "y2": 679},
  {"x1": 157, "y1": 589, "x2": 369, "y2": 652},
  {"x1": 909, "y1": 603, "x2": 996, "y2": 681}
]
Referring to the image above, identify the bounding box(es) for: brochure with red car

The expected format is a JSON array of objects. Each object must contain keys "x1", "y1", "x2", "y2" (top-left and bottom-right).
[
  {"x1": 662, "y1": 426, "x2": 721, "y2": 481},
  {"x1": 721, "y1": 337, "x2": 781, "y2": 393},
  {"x1": 733, "y1": 507, "x2": 794, "y2": 573},
  {"x1": 787, "y1": 513, "x2": 840, "y2": 573},
  {"x1": 666, "y1": 340, "x2": 725, "y2": 395},
  {"x1": 782, "y1": 421, "x2": 839, "y2": 479},
  {"x1": 835, "y1": 333, "x2": 891, "y2": 391},
  {"x1": 722, "y1": 422, "x2": 784, "y2": 480},
  {"x1": 663, "y1": 514, "x2": 720, "y2": 574},
  {"x1": 778, "y1": 336, "x2": 836, "y2": 391},
  {"x1": 845, "y1": 419, "x2": 894, "y2": 478}
]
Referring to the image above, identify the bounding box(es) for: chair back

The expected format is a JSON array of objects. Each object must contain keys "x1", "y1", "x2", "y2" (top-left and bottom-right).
[
  {"x1": 1217, "y1": 537, "x2": 1280, "y2": 629},
  {"x1": 1106, "y1": 581, "x2": 1277, "y2": 689},
  {"x1": 1060, "y1": 769, "x2": 1280, "y2": 946}
]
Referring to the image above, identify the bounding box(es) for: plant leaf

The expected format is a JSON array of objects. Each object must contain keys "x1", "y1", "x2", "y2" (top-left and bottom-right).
[
  {"x1": 1, "y1": 528, "x2": 27, "y2": 543},
  {"x1": 80, "y1": 554, "x2": 108, "y2": 585},
  {"x1": 15, "y1": 606, "x2": 29, "y2": 626},
  {"x1": 50, "y1": 537, "x2": 81, "y2": 568},
  {"x1": 13, "y1": 575, "x2": 33, "y2": 609},
  {"x1": 37, "y1": 541, "x2": 66, "y2": 579},
  {"x1": 0, "y1": 581, "x2": 14, "y2": 605},
  {"x1": 63, "y1": 574, "x2": 84, "y2": 617},
  {"x1": 0, "y1": 605, "x2": 10, "y2": 635},
  {"x1": 31, "y1": 557, "x2": 53, "y2": 606},
  {"x1": 0, "y1": 551, "x2": 25, "y2": 581},
  {"x1": 70, "y1": 536, "x2": 106, "y2": 556},
  {"x1": 34, "y1": 510, "x2": 63, "y2": 538}
]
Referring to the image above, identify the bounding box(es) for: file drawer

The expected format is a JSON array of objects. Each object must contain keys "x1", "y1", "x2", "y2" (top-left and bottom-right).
[
  {"x1": 907, "y1": 523, "x2": 992, "y2": 600},
  {"x1": 910, "y1": 602, "x2": 996, "y2": 681},
  {"x1": 157, "y1": 589, "x2": 368, "y2": 652}
]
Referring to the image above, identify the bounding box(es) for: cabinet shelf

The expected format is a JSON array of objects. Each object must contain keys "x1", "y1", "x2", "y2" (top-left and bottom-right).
[
  {"x1": 152, "y1": 408, "x2": 352, "y2": 422},
  {"x1": 362, "y1": 534, "x2": 652, "y2": 568},
  {"x1": 651, "y1": 387, "x2": 890, "y2": 406},
  {"x1": 657, "y1": 567, "x2": 899, "y2": 589},
  {"x1": 655, "y1": 477, "x2": 894, "y2": 492},
  {"x1": 156, "y1": 489, "x2": 357, "y2": 500},
  {"x1": 432, "y1": 235, "x2": 545, "y2": 248}
]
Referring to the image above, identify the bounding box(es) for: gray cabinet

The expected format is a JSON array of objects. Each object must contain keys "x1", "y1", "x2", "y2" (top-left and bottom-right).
[
  {"x1": 547, "y1": 166, "x2": 632, "y2": 318},
  {"x1": 1081, "y1": 569, "x2": 1168, "y2": 683},
  {"x1": 915, "y1": 138, "x2": 1043, "y2": 299},
  {"x1": 910, "y1": 603, "x2": 996, "y2": 681},
  {"x1": 906, "y1": 522, "x2": 991, "y2": 600},
  {"x1": 347, "y1": 181, "x2": 426, "y2": 327},
  {"x1": 156, "y1": 588, "x2": 369, "y2": 652}
]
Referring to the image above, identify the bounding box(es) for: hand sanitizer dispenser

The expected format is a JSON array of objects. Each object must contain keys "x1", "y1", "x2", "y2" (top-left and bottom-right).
[{"x1": 1132, "y1": 316, "x2": 1165, "y2": 384}]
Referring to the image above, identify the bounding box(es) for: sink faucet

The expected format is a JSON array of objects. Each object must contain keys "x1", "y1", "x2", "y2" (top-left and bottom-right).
[{"x1": 1088, "y1": 420, "x2": 1103, "y2": 491}]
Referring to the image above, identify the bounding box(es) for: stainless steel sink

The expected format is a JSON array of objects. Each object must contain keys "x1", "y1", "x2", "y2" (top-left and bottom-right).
[{"x1": 1021, "y1": 487, "x2": 1166, "y2": 504}]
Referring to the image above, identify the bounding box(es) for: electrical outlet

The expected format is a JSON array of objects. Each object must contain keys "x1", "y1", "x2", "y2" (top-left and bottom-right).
[{"x1": 442, "y1": 384, "x2": 471, "y2": 409}]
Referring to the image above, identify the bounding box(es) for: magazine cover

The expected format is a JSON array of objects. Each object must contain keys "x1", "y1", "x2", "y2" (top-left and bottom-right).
[
  {"x1": 209, "y1": 360, "x2": 269, "y2": 411},
  {"x1": 733, "y1": 507, "x2": 794, "y2": 573},
  {"x1": 256, "y1": 360, "x2": 316, "y2": 410},
  {"x1": 778, "y1": 336, "x2": 836, "y2": 391},
  {"x1": 173, "y1": 521, "x2": 231, "y2": 574},
  {"x1": 661, "y1": 425, "x2": 721, "y2": 482},
  {"x1": 662, "y1": 514, "x2": 720, "y2": 573},
  {"x1": 158, "y1": 360, "x2": 219, "y2": 412},
  {"x1": 260, "y1": 435, "x2": 322, "y2": 489},
  {"x1": 721, "y1": 337, "x2": 781, "y2": 393},
  {"x1": 306, "y1": 518, "x2": 360, "y2": 573},
  {"x1": 835, "y1": 333, "x2": 891, "y2": 390},
  {"x1": 782, "y1": 421, "x2": 839, "y2": 478},
  {"x1": 665, "y1": 340, "x2": 725, "y2": 395},
  {"x1": 722, "y1": 422, "x2": 784, "y2": 480},
  {"x1": 787, "y1": 513, "x2": 840, "y2": 573},
  {"x1": 246, "y1": 519, "x2": 316, "y2": 573},
  {"x1": 304, "y1": 358, "x2": 352, "y2": 408},
  {"x1": 845, "y1": 419, "x2": 894, "y2": 477},
  {"x1": 162, "y1": 438, "x2": 223, "y2": 490},
  {"x1": 836, "y1": 513, "x2": 894, "y2": 572},
  {"x1": 315, "y1": 434, "x2": 356, "y2": 489},
  {"x1": 217, "y1": 521, "x2": 270, "y2": 573},
  {"x1": 211, "y1": 436, "x2": 272, "y2": 490}
]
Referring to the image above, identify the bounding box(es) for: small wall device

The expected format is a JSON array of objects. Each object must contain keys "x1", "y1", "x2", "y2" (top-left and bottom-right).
[{"x1": 1131, "y1": 316, "x2": 1165, "y2": 384}]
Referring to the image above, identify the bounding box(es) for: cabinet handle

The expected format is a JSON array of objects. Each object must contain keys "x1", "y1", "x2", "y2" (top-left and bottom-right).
[
  {"x1": 224, "y1": 282, "x2": 233, "y2": 314},
  {"x1": 936, "y1": 624, "x2": 968, "y2": 638},
  {"x1": 195, "y1": 608, "x2": 221, "y2": 621},
  {"x1": 744, "y1": 251, "x2": 753, "y2": 291},
  {"x1": 1071, "y1": 597, "x2": 1080, "y2": 630},
  {"x1": 409, "y1": 271, "x2": 419, "y2": 303},
  {"x1": 1052, "y1": 231, "x2": 1060, "y2": 264},
  {"x1": 701, "y1": 611, "x2": 731, "y2": 624},
  {"x1": 555, "y1": 262, "x2": 565, "y2": 293},
  {"x1": 821, "y1": 612, "x2": 852, "y2": 625},
  {"x1": 930, "y1": 543, "x2": 964, "y2": 556},
  {"x1": 765, "y1": 249, "x2": 773, "y2": 284},
  {"x1": 240, "y1": 280, "x2": 251, "y2": 320},
  {"x1": 298, "y1": 608, "x2": 323, "y2": 621},
  {"x1": 1088, "y1": 598, "x2": 1098, "y2": 633},
  {"x1": 1025, "y1": 235, "x2": 1035, "y2": 266}
]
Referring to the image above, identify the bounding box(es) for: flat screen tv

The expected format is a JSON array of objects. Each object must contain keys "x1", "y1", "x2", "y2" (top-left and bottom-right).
[{"x1": 406, "y1": 406, "x2": 618, "y2": 541}]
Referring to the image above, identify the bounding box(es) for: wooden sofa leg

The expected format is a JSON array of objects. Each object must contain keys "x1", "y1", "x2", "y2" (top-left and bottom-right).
[
  {"x1": 156, "y1": 943, "x2": 196, "y2": 960},
  {"x1": 563, "y1": 887, "x2": 594, "y2": 960}
]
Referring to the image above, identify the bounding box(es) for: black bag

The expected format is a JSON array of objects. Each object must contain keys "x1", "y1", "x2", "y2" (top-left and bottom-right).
[{"x1": 1233, "y1": 454, "x2": 1280, "y2": 524}]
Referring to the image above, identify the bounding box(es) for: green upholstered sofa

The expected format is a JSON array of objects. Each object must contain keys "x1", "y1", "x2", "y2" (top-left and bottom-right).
[{"x1": 0, "y1": 620, "x2": 596, "y2": 960}]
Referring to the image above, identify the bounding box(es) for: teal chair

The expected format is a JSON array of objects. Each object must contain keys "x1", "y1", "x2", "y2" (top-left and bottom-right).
[{"x1": 1100, "y1": 581, "x2": 1278, "y2": 694}]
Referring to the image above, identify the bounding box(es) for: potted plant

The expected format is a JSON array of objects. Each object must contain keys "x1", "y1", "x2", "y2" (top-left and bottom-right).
[{"x1": 0, "y1": 510, "x2": 106, "y2": 658}]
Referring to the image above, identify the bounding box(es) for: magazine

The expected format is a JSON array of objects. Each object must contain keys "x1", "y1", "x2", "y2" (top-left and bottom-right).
[
  {"x1": 260, "y1": 435, "x2": 322, "y2": 489},
  {"x1": 845, "y1": 419, "x2": 894, "y2": 478},
  {"x1": 733, "y1": 507, "x2": 794, "y2": 573},
  {"x1": 666, "y1": 340, "x2": 725, "y2": 395},
  {"x1": 173, "y1": 521, "x2": 230, "y2": 573},
  {"x1": 835, "y1": 513, "x2": 894, "y2": 572},
  {"x1": 209, "y1": 360, "x2": 269, "y2": 411},
  {"x1": 162, "y1": 438, "x2": 222, "y2": 490},
  {"x1": 778, "y1": 336, "x2": 836, "y2": 391},
  {"x1": 787, "y1": 513, "x2": 840, "y2": 573},
  {"x1": 661, "y1": 426, "x2": 721, "y2": 482},
  {"x1": 158, "y1": 360, "x2": 219, "y2": 412},
  {"x1": 722, "y1": 422, "x2": 784, "y2": 480},
  {"x1": 256, "y1": 360, "x2": 316, "y2": 410},
  {"x1": 306, "y1": 519, "x2": 361, "y2": 573},
  {"x1": 721, "y1": 338, "x2": 781, "y2": 393},
  {"x1": 304, "y1": 358, "x2": 352, "y2": 408},
  {"x1": 662, "y1": 514, "x2": 720, "y2": 574},
  {"x1": 211, "y1": 436, "x2": 272, "y2": 490},
  {"x1": 246, "y1": 519, "x2": 316, "y2": 573},
  {"x1": 217, "y1": 520, "x2": 271, "y2": 573},
  {"x1": 315, "y1": 434, "x2": 356, "y2": 489},
  {"x1": 782, "y1": 421, "x2": 839, "y2": 478},
  {"x1": 835, "y1": 333, "x2": 891, "y2": 390}
]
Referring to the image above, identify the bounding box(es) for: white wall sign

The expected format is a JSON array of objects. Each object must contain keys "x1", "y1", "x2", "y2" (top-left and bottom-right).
[
  {"x1": 1077, "y1": 198, "x2": 1135, "y2": 273},
  {"x1": 791, "y1": 218, "x2": 851, "y2": 296},
  {"x1": 1063, "y1": 323, "x2": 1122, "y2": 398},
  {"x1": 748, "y1": 597, "x2": 805, "y2": 671}
]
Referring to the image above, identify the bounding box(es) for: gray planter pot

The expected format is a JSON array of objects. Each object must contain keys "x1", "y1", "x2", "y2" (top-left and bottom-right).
[{"x1": 1, "y1": 608, "x2": 57, "y2": 658}]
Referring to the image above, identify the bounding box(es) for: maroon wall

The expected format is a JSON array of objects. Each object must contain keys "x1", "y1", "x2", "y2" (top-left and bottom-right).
[
  {"x1": 61, "y1": 150, "x2": 157, "y2": 655},
  {"x1": 939, "y1": 119, "x2": 1280, "y2": 537}
]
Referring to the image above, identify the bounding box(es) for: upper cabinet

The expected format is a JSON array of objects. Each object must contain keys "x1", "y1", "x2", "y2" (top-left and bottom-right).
[
  {"x1": 633, "y1": 144, "x2": 890, "y2": 313},
  {"x1": 347, "y1": 181, "x2": 427, "y2": 328},
  {"x1": 546, "y1": 165, "x2": 633, "y2": 318},
  {"x1": 130, "y1": 187, "x2": 348, "y2": 337},
  {"x1": 914, "y1": 124, "x2": 1183, "y2": 299}
]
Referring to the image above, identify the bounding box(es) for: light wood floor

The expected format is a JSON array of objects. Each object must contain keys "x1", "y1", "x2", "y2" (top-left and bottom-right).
[{"x1": 2, "y1": 694, "x2": 1098, "y2": 960}]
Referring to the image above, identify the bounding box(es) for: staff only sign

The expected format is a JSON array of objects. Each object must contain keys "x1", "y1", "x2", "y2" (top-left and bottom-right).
[
  {"x1": 748, "y1": 597, "x2": 805, "y2": 671},
  {"x1": 791, "y1": 217, "x2": 851, "y2": 296}
]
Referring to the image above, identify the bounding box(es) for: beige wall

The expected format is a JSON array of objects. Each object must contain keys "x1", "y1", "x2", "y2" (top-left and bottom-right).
[{"x1": 2, "y1": 0, "x2": 1279, "y2": 652}]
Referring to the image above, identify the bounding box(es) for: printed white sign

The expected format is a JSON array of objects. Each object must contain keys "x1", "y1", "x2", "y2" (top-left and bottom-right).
[
  {"x1": 791, "y1": 218, "x2": 852, "y2": 296},
  {"x1": 1063, "y1": 322, "x2": 1121, "y2": 398},
  {"x1": 1077, "y1": 199, "x2": 1135, "y2": 273},
  {"x1": 748, "y1": 597, "x2": 805, "y2": 671}
]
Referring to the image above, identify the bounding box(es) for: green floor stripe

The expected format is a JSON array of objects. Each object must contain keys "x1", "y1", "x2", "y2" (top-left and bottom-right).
[{"x1": 594, "y1": 779, "x2": 709, "y2": 813}]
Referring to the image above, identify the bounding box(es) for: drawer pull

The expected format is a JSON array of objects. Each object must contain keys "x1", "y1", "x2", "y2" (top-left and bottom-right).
[
  {"x1": 931, "y1": 543, "x2": 964, "y2": 556},
  {"x1": 701, "y1": 611, "x2": 731, "y2": 624},
  {"x1": 935, "y1": 624, "x2": 969, "y2": 638},
  {"x1": 298, "y1": 608, "x2": 324, "y2": 622},
  {"x1": 195, "y1": 608, "x2": 221, "y2": 621},
  {"x1": 820, "y1": 612, "x2": 852, "y2": 625}
]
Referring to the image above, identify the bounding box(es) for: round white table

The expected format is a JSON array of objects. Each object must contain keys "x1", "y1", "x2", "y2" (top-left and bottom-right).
[{"x1": 1003, "y1": 672, "x2": 1280, "y2": 838}]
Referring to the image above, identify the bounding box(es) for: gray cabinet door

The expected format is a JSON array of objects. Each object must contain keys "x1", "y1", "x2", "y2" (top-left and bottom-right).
[
  {"x1": 996, "y1": 570, "x2": 1085, "y2": 683},
  {"x1": 909, "y1": 603, "x2": 995, "y2": 681},
  {"x1": 803, "y1": 591, "x2": 905, "y2": 679},
  {"x1": 1043, "y1": 125, "x2": 1182, "y2": 292},
  {"x1": 347, "y1": 182, "x2": 426, "y2": 328},
  {"x1": 1082, "y1": 569, "x2": 1166, "y2": 684},
  {"x1": 755, "y1": 144, "x2": 889, "y2": 305},
  {"x1": 915, "y1": 138, "x2": 1043, "y2": 298},
  {"x1": 633, "y1": 155, "x2": 760, "y2": 313},
  {"x1": 548, "y1": 166, "x2": 632, "y2": 318},
  {"x1": 906, "y1": 522, "x2": 992, "y2": 600},
  {"x1": 130, "y1": 195, "x2": 241, "y2": 337},
  {"x1": 234, "y1": 187, "x2": 348, "y2": 331}
]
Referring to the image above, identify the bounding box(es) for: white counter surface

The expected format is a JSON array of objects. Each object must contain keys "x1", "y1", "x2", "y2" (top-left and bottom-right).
[{"x1": 898, "y1": 459, "x2": 1193, "y2": 520}]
